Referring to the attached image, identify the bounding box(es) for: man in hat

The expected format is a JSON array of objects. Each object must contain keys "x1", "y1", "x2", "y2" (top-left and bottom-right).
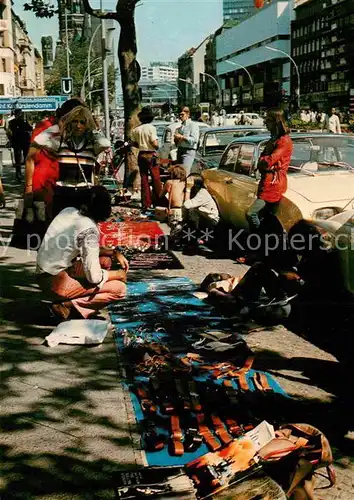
[
  {"x1": 131, "y1": 107, "x2": 161, "y2": 211},
  {"x1": 7, "y1": 109, "x2": 32, "y2": 182}
]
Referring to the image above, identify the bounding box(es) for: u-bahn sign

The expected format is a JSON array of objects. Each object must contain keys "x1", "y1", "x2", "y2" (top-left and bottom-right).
[{"x1": 0, "y1": 96, "x2": 68, "y2": 114}]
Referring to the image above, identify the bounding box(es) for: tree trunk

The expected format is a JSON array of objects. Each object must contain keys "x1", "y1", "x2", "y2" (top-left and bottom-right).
[{"x1": 117, "y1": 5, "x2": 141, "y2": 190}]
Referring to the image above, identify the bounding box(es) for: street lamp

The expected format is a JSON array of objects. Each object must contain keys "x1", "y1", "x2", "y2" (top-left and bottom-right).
[
  {"x1": 265, "y1": 45, "x2": 300, "y2": 110},
  {"x1": 200, "y1": 72, "x2": 222, "y2": 107},
  {"x1": 225, "y1": 60, "x2": 254, "y2": 110},
  {"x1": 159, "y1": 82, "x2": 182, "y2": 97},
  {"x1": 156, "y1": 87, "x2": 171, "y2": 116},
  {"x1": 179, "y1": 78, "x2": 197, "y2": 106},
  {"x1": 87, "y1": 24, "x2": 101, "y2": 104},
  {"x1": 81, "y1": 57, "x2": 101, "y2": 100}
]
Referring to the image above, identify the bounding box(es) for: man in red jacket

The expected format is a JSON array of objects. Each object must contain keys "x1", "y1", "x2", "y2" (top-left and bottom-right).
[{"x1": 246, "y1": 108, "x2": 293, "y2": 233}]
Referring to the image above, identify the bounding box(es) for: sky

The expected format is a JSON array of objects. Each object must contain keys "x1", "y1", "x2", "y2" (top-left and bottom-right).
[{"x1": 13, "y1": 0, "x2": 223, "y2": 66}]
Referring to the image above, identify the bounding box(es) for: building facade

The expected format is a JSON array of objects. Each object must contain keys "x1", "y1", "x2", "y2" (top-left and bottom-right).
[
  {"x1": 291, "y1": 0, "x2": 354, "y2": 111},
  {"x1": 216, "y1": 1, "x2": 293, "y2": 110},
  {"x1": 178, "y1": 37, "x2": 211, "y2": 107},
  {"x1": 0, "y1": 0, "x2": 16, "y2": 96},
  {"x1": 223, "y1": 0, "x2": 256, "y2": 22},
  {"x1": 141, "y1": 63, "x2": 178, "y2": 82}
]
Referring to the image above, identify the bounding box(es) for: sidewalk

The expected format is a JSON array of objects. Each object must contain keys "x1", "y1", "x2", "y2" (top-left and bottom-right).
[
  {"x1": 0, "y1": 166, "x2": 137, "y2": 499},
  {"x1": 1, "y1": 162, "x2": 353, "y2": 499}
]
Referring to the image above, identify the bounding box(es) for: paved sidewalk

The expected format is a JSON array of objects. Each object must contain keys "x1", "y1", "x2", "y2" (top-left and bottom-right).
[{"x1": 0, "y1": 161, "x2": 353, "y2": 499}]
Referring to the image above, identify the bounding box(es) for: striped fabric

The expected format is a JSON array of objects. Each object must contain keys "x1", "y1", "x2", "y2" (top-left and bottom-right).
[{"x1": 33, "y1": 125, "x2": 111, "y2": 187}]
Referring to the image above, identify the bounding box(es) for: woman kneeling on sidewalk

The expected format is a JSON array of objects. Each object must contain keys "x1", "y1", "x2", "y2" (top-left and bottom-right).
[{"x1": 36, "y1": 186, "x2": 129, "y2": 320}]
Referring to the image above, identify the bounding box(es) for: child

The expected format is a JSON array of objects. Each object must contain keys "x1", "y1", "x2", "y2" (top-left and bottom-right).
[{"x1": 160, "y1": 164, "x2": 186, "y2": 226}]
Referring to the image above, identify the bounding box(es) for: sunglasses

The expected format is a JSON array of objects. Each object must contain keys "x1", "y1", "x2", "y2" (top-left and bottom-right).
[{"x1": 73, "y1": 119, "x2": 87, "y2": 125}]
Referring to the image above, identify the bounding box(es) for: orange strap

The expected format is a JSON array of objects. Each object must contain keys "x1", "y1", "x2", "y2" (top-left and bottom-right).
[
  {"x1": 197, "y1": 414, "x2": 221, "y2": 451},
  {"x1": 211, "y1": 414, "x2": 233, "y2": 445},
  {"x1": 170, "y1": 415, "x2": 184, "y2": 456}
]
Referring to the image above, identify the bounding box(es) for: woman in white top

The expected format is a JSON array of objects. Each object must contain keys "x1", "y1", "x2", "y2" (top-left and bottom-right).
[
  {"x1": 131, "y1": 107, "x2": 161, "y2": 211},
  {"x1": 36, "y1": 186, "x2": 129, "y2": 320}
]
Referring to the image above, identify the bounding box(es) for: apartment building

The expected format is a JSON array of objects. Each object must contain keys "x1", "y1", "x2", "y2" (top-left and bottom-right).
[{"x1": 0, "y1": 0, "x2": 15, "y2": 96}]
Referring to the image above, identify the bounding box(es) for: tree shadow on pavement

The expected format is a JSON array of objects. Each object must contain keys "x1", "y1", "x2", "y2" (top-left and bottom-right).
[{"x1": 0, "y1": 259, "x2": 139, "y2": 499}]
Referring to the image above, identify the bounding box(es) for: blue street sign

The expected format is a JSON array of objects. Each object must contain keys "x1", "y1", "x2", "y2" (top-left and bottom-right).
[{"x1": 0, "y1": 96, "x2": 68, "y2": 114}]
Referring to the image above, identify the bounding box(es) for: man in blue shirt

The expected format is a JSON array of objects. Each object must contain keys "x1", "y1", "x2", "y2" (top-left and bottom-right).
[{"x1": 174, "y1": 107, "x2": 199, "y2": 175}]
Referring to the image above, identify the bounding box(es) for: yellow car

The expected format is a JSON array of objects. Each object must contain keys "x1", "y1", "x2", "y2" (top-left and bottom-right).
[{"x1": 203, "y1": 133, "x2": 354, "y2": 232}]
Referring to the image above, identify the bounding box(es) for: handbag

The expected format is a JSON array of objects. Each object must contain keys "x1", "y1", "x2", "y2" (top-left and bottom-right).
[{"x1": 258, "y1": 423, "x2": 335, "y2": 499}]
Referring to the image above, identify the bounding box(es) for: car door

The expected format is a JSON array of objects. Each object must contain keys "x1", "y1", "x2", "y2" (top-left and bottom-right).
[
  {"x1": 202, "y1": 143, "x2": 241, "y2": 222},
  {"x1": 223, "y1": 143, "x2": 259, "y2": 228}
]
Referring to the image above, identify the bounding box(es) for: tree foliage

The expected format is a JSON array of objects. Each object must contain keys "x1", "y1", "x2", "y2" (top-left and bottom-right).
[
  {"x1": 44, "y1": 38, "x2": 116, "y2": 105},
  {"x1": 23, "y1": 0, "x2": 58, "y2": 18}
]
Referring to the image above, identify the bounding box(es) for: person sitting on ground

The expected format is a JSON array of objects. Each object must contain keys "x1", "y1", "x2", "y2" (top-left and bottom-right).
[
  {"x1": 159, "y1": 164, "x2": 186, "y2": 226},
  {"x1": 36, "y1": 186, "x2": 129, "y2": 321},
  {"x1": 183, "y1": 175, "x2": 220, "y2": 251}
]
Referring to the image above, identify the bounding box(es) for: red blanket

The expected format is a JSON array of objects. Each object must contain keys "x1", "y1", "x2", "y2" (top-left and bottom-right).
[{"x1": 99, "y1": 221, "x2": 164, "y2": 248}]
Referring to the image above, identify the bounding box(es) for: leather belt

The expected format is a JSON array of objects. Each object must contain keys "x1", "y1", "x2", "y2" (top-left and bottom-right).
[
  {"x1": 211, "y1": 414, "x2": 233, "y2": 445},
  {"x1": 196, "y1": 413, "x2": 221, "y2": 451},
  {"x1": 169, "y1": 415, "x2": 184, "y2": 456},
  {"x1": 136, "y1": 386, "x2": 157, "y2": 416},
  {"x1": 175, "y1": 379, "x2": 191, "y2": 411},
  {"x1": 188, "y1": 381, "x2": 202, "y2": 412}
]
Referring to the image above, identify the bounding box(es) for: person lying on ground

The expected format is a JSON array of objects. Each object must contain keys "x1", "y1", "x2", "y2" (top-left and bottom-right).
[{"x1": 36, "y1": 186, "x2": 129, "y2": 321}]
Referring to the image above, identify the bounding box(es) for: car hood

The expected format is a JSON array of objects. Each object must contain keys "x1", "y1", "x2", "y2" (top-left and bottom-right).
[{"x1": 287, "y1": 173, "x2": 354, "y2": 203}]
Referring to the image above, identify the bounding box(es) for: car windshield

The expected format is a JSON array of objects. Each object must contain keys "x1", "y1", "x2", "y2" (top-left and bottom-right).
[
  {"x1": 204, "y1": 130, "x2": 265, "y2": 155},
  {"x1": 289, "y1": 136, "x2": 354, "y2": 174},
  {"x1": 155, "y1": 124, "x2": 167, "y2": 140}
]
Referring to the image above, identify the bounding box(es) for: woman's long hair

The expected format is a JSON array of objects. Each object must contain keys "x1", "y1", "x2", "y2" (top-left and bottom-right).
[
  {"x1": 59, "y1": 105, "x2": 96, "y2": 144},
  {"x1": 267, "y1": 108, "x2": 289, "y2": 138}
]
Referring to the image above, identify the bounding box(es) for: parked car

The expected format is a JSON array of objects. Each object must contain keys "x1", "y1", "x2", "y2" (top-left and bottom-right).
[
  {"x1": 203, "y1": 133, "x2": 354, "y2": 232},
  {"x1": 311, "y1": 209, "x2": 354, "y2": 295},
  {"x1": 190, "y1": 126, "x2": 267, "y2": 174},
  {"x1": 235, "y1": 113, "x2": 264, "y2": 126},
  {"x1": 159, "y1": 121, "x2": 210, "y2": 163}
]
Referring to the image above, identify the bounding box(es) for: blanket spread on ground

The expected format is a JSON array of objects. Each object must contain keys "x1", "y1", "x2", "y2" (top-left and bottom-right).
[{"x1": 109, "y1": 277, "x2": 288, "y2": 467}]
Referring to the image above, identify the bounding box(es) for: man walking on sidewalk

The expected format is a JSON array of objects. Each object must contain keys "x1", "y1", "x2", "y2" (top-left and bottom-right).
[{"x1": 7, "y1": 109, "x2": 32, "y2": 182}]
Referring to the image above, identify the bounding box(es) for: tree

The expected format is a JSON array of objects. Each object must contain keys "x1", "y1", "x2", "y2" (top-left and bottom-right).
[
  {"x1": 81, "y1": 0, "x2": 142, "y2": 188},
  {"x1": 45, "y1": 38, "x2": 116, "y2": 106},
  {"x1": 22, "y1": 0, "x2": 143, "y2": 187}
]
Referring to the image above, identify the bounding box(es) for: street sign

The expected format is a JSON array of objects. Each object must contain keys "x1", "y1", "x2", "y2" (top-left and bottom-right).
[
  {"x1": 61, "y1": 77, "x2": 73, "y2": 95},
  {"x1": 0, "y1": 96, "x2": 68, "y2": 114}
]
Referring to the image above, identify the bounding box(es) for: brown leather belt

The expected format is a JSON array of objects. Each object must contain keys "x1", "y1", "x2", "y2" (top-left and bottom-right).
[
  {"x1": 211, "y1": 414, "x2": 233, "y2": 445},
  {"x1": 169, "y1": 415, "x2": 184, "y2": 456},
  {"x1": 196, "y1": 413, "x2": 221, "y2": 451}
]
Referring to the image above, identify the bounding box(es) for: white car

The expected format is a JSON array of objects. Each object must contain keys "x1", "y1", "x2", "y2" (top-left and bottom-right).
[
  {"x1": 312, "y1": 210, "x2": 354, "y2": 295},
  {"x1": 234, "y1": 113, "x2": 264, "y2": 126}
]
